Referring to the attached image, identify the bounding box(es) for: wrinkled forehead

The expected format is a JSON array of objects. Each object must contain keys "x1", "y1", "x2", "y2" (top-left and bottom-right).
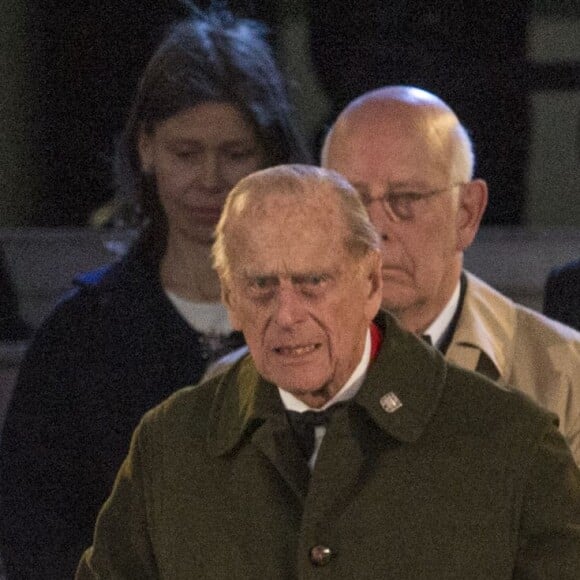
[
  {"x1": 246, "y1": 186, "x2": 342, "y2": 220},
  {"x1": 225, "y1": 189, "x2": 350, "y2": 272}
]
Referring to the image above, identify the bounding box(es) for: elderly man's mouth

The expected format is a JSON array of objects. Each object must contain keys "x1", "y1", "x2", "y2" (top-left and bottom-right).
[{"x1": 274, "y1": 344, "x2": 320, "y2": 357}]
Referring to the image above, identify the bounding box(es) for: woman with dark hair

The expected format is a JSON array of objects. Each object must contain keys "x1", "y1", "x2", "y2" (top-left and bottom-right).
[{"x1": 0, "y1": 7, "x2": 309, "y2": 578}]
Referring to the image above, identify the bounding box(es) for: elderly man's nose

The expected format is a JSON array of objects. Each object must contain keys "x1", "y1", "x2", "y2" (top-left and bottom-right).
[
  {"x1": 274, "y1": 286, "x2": 306, "y2": 327},
  {"x1": 366, "y1": 202, "x2": 393, "y2": 240}
]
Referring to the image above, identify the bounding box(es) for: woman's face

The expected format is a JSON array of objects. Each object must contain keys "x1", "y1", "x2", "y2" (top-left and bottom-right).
[{"x1": 138, "y1": 102, "x2": 266, "y2": 245}]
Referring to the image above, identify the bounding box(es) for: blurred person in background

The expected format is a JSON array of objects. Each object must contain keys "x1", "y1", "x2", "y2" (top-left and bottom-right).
[
  {"x1": 0, "y1": 6, "x2": 309, "y2": 578},
  {"x1": 321, "y1": 85, "x2": 580, "y2": 464},
  {"x1": 544, "y1": 258, "x2": 580, "y2": 332}
]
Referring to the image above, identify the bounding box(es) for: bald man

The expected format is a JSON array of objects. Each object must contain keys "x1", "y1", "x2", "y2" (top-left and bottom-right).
[{"x1": 322, "y1": 86, "x2": 580, "y2": 463}]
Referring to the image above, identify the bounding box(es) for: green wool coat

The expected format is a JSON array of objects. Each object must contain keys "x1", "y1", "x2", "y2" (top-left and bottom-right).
[{"x1": 77, "y1": 312, "x2": 580, "y2": 579}]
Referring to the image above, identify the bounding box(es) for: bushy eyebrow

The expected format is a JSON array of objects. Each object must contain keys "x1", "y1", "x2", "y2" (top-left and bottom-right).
[
  {"x1": 290, "y1": 273, "x2": 330, "y2": 284},
  {"x1": 241, "y1": 270, "x2": 335, "y2": 283}
]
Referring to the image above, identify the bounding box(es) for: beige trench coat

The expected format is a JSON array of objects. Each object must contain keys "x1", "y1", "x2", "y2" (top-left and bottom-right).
[{"x1": 447, "y1": 272, "x2": 580, "y2": 463}]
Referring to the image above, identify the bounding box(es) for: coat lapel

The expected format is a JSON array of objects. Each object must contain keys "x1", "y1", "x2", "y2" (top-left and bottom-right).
[
  {"x1": 205, "y1": 356, "x2": 310, "y2": 501},
  {"x1": 305, "y1": 313, "x2": 448, "y2": 522},
  {"x1": 303, "y1": 404, "x2": 366, "y2": 522},
  {"x1": 250, "y1": 415, "x2": 310, "y2": 500},
  {"x1": 446, "y1": 272, "x2": 514, "y2": 383},
  {"x1": 206, "y1": 312, "x2": 448, "y2": 520}
]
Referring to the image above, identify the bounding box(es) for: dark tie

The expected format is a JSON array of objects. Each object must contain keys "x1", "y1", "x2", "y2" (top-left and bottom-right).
[
  {"x1": 421, "y1": 334, "x2": 432, "y2": 346},
  {"x1": 286, "y1": 404, "x2": 344, "y2": 460}
]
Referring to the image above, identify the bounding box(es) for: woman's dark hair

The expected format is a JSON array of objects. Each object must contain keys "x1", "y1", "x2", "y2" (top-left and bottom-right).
[{"x1": 113, "y1": 5, "x2": 310, "y2": 256}]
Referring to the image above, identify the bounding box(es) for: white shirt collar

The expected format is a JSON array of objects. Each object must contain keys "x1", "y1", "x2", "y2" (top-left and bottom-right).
[
  {"x1": 423, "y1": 280, "x2": 461, "y2": 349},
  {"x1": 278, "y1": 328, "x2": 371, "y2": 412}
]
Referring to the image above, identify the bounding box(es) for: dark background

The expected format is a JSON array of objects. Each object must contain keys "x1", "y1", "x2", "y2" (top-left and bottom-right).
[{"x1": 23, "y1": 0, "x2": 579, "y2": 226}]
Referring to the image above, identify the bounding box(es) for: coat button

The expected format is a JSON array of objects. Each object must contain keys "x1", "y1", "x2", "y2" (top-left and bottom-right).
[{"x1": 309, "y1": 545, "x2": 333, "y2": 566}]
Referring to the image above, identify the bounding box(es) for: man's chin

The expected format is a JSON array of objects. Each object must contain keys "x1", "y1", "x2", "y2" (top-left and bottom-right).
[
  {"x1": 381, "y1": 287, "x2": 417, "y2": 313},
  {"x1": 286, "y1": 384, "x2": 334, "y2": 408},
  {"x1": 273, "y1": 376, "x2": 333, "y2": 405},
  {"x1": 278, "y1": 379, "x2": 326, "y2": 397}
]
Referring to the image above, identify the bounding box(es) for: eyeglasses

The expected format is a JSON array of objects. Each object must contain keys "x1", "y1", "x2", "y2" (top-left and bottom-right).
[{"x1": 358, "y1": 182, "x2": 466, "y2": 222}]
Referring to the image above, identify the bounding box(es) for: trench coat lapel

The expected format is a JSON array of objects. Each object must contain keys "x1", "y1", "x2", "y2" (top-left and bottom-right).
[{"x1": 446, "y1": 272, "x2": 513, "y2": 382}]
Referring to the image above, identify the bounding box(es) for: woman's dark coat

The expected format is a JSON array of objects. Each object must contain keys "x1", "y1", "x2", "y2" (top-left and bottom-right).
[{"x1": 0, "y1": 242, "x2": 243, "y2": 579}]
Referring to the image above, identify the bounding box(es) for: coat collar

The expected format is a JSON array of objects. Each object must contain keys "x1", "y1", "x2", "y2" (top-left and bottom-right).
[
  {"x1": 206, "y1": 356, "x2": 286, "y2": 457},
  {"x1": 354, "y1": 311, "x2": 447, "y2": 442},
  {"x1": 206, "y1": 311, "x2": 448, "y2": 456},
  {"x1": 446, "y1": 271, "x2": 515, "y2": 381}
]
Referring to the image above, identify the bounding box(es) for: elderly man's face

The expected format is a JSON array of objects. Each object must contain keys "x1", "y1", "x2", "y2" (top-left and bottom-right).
[
  {"x1": 223, "y1": 189, "x2": 381, "y2": 407},
  {"x1": 323, "y1": 105, "x2": 478, "y2": 333}
]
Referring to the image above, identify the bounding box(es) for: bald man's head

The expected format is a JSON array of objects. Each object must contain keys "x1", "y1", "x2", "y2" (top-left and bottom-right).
[
  {"x1": 321, "y1": 86, "x2": 488, "y2": 334},
  {"x1": 322, "y1": 86, "x2": 474, "y2": 184}
]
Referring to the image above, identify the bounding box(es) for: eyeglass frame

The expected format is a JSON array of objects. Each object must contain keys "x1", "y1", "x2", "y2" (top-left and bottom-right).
[{"x1": 357, "y1": 181, "x2": 468, "y2": 222}]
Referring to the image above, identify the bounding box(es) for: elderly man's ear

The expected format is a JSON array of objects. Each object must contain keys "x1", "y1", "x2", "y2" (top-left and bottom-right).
[
  {"x1": 364, "y1": 250, "x2": 383, "y2": 320},
  {"x1": 456, "y1": 179, "x2": 488, "y2": 251}
]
